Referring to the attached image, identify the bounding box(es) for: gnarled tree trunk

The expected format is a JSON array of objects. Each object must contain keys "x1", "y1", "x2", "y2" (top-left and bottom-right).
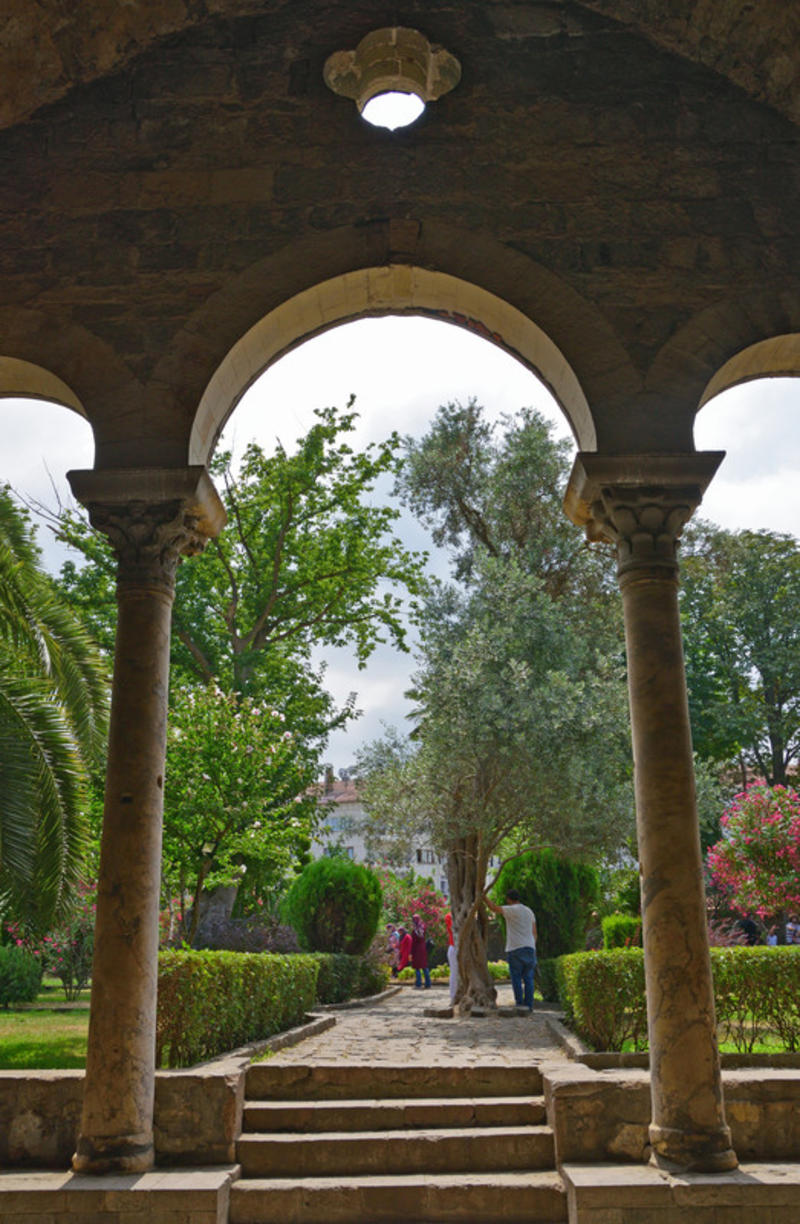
[{"x1": 448, "y1": 833, "x2": 497, "y2": 1011}]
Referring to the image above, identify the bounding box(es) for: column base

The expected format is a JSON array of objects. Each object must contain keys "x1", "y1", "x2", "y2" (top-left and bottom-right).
[
  {"x1": 648, "y1": 1123, "x2": 738, "y2": 1173},
  {"x1": 72, "y1": 1135, "x2": 154, "y2": 1175}
]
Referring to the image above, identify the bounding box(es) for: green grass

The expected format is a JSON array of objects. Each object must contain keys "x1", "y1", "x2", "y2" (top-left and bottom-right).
[{"x1": 0, "y1": 976, "x2": 91, "y2": 1069}]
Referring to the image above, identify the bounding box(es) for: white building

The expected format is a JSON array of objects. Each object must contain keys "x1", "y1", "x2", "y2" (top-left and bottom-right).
[{"x1": 310, "y1": 771, "x2": 499, "y2": 897}]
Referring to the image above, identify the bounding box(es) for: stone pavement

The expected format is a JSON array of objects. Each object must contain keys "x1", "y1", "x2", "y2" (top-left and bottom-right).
[{"x1": 270, "y1": 983, "x2": 568, "y2": 1067}]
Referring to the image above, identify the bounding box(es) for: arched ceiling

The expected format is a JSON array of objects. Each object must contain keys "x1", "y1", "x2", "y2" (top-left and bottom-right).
[
  {"x1": 0, "y1": 2, "x2": 798, "y2": 468},
  {"x1": 2, "y1": 1, "x2": 798, "y2": 131}
]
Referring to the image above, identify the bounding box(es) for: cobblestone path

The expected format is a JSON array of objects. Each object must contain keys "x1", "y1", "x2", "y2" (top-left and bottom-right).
[{"x1": 270, "y1": 983, "x2": 568, "y2": 1067}]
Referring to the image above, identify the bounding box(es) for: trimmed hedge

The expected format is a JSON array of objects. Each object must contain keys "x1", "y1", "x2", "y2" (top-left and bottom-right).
[
  {"x1": 156, "y1": 950, "x2": 319, "y2": 1067},
  {"x1": 536, "y1": 957, "x2": 560, "y2": 1003},
  {"x1": 601, "y1": 913, "x2": 642, "y2": 949},
  {"x1": 313, "y1": 952, "x2": 389, "y2": 1003},
  {"x1": 553, "y1": 946, "x2": 800, "y2": 1053},
  {"x1": 558, "y1": 948, "x2": 647, "y2": 1051},
  {"x1": 0, "y1": 945, "x2": 42, "y2": 1008},
  {"x1": 397, "y1": 960, "x2": 511, "y2": 984}
]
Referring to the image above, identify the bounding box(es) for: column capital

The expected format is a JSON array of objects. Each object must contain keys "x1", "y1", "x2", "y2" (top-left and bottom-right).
[
  {"x1": 564, "y1": 452, "x2": 724, "y2": 580},
  {"x1": 67, "y1": 466, "x2": 227, "y2": 593}
]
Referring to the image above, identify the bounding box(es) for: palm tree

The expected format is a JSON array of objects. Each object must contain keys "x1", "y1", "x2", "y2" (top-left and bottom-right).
[{"x1": 0, "y1": 487, "x2": 108, "y2": 928}]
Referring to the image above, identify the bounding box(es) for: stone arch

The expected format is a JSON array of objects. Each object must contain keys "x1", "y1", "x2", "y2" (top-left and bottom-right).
[
  {"x1": 0, "y1": 355, "x2": 86, "y2": 416},
  {"x1": 698, "y1": 334, "x2": 800, "y2": 412},
  {"x1": 189, "y1": 266, "x2": 598, "y2": 466},
  {"x1": 645, "y1": 292, "x2": 800, "y2": 436}
]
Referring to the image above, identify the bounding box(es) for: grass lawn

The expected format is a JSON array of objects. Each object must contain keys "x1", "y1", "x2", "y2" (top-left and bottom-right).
[{"x1": 0, "y1": 977, "x2": 90, "y2": 1069}]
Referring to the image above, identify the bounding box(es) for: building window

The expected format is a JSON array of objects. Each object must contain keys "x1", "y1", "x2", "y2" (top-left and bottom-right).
[
  {"x1": 416, "y1": 848, "x2": 436, "y2": 865},
  {"x1": 344, "y1": 846, "x2": 354, "y2": 859}
]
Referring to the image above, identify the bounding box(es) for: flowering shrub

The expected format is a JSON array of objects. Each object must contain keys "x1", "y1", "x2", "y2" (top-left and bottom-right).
[
  {"x1": 42, "y1": 888, "x2": 96, "y2": 1000},
  {"x1": 377, "y1": 868, "x2": 447, "y2": 944},
  {"x1": 706, "y1": 783, "x2": 800, "y2": 924}
]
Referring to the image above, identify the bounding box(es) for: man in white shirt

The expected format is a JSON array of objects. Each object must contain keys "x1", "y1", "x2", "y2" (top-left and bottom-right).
[{"x1": 485, "y1": 888, "x2": 538, "y2": 1011}]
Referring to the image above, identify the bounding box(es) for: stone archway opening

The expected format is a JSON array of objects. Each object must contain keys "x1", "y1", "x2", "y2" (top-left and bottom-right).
[
  {"x1": 695, "y1": 336, "x2": 800, "y2": 535},
  {"x1": 189, "y1": 266, "x2": 596, "y2": 469}
]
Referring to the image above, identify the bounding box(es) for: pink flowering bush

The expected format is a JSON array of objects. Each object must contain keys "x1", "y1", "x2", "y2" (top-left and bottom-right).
[
  {"x1": 706, "y1": 782, "x2": 800, "y2": 928},
  {"x1": 377, "y1": 868, "x2": 447, "y2": 944},
  {"x1": 41, "y1": 885, "x2": 96, "y2": 1000}
]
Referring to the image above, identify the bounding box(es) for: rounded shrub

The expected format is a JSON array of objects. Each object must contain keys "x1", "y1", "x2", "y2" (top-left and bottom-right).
[
  {"x1": 283, "y1": 857, "x2": 382, "y2": 955},
  {"x1": 0, "y1": 944, "x2": 42, "y2": 1008},
  {"x1": 494, "y1": 848, "x2": 600, "y2": 960}
]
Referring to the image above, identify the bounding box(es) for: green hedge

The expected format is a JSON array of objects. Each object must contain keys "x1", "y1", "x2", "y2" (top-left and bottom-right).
[
  {"x1": 0, "y1": 945, "x2": 42, "y2": 1008},
  {"x1": 601, "y1": 913, "x2": 642, "y2": 949},
  {"x1": 553, "y1": 947, "x2": 800, "y2": 1053},
  {"x1": 713, "y1": 947, "x2": 800, "y2": 1053},
  {"x1": 156, "y1": 950, "x2": 319, "y2": 1067},
  {"x1": 536, "y1": 957, "x2": 560, "y2": 1003},
  {"x1": 558, "y1": 948, "x2": 647, "y2": 1051},
  {"x1": 313, "y1": 952, "x2": 389, "y2": 1003}
]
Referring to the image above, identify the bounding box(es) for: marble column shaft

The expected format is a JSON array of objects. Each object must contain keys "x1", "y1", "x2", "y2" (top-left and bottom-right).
[
  {"x1": 67, "y1": 469, "x2": 224, "y2": 1174},
  {"x1": 566, "y1": 453, "x2": 736, "y2": 1173}
]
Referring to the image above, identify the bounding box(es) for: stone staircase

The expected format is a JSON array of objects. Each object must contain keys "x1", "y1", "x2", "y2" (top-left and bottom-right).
[{"x1": 229, "y1": 1061, "x2": 567, "y2": 1223}]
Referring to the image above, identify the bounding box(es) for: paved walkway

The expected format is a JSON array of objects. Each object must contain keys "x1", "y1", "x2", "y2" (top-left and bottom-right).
[{"x1": 270, "y1": 983, "x2": 568, "y2": 1067}]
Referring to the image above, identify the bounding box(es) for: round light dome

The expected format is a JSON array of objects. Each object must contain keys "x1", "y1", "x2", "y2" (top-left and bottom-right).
[{"x1": 361, "y1": 91, "x2": 426, "y2": 131}]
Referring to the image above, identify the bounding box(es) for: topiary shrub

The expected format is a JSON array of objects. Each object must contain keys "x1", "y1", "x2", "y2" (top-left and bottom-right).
[
  {"x1": 0, "y1": 945, "x2": 43, "y2": 1008},
  {"x1": 602, "y1": 912, "x2": 642, "y2": 948},
  {"x1": 283, "y1": 857, "x2": 382, "y2": 955},
  {"x1": 494, "y1": 849, "x2": 600, "y2": 960}
]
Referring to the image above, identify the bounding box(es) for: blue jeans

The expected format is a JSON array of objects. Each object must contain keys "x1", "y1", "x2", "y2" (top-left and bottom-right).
[
  {"x1": 415, "y1": 966, "x2": 431, "y2": 988},
  {"x1": 508, "y1": 945, "x2": 536, "y2": 1009}
]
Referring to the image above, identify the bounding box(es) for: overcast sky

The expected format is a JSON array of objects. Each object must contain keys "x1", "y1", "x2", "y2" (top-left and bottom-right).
[{"x1": 3, "y1": 316, "x2": 799, "y2": 766}]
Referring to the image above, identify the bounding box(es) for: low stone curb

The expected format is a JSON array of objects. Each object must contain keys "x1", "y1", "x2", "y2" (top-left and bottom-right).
[
  {"x1": 316, "y1": 984, "x2": 403, "y2": 1012},
  {"x1": 542, "y1": 1010, "x2": 591, "y2": 1061},
  {"x1": 210, "y1": 1013, "x2": 338, "y2": 1066}
]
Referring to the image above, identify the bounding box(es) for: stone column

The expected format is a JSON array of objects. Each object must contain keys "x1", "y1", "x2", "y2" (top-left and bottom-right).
[
  {"x1": 67, "y1": 468, "x2": 225, "y2": 1174},
  {"x1": 566, "y1": 453, "x2": 737, "y2": 1173}
]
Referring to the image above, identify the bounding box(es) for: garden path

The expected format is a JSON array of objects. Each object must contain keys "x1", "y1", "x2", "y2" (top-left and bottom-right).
[{"x1": 269, "y1": 981, "x2": 569, "y2": 1067}]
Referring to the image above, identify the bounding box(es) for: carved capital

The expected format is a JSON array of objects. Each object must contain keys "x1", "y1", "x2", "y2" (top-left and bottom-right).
[
  {"x1": 67, "y1": 467, "x2": 226, "y2": 595},
  {"x1": 88, "y1": 498, "x2": 210, "y2": 593},
  {"x1": 564, "y1": 452, "x2": 724, "y2": 582}
]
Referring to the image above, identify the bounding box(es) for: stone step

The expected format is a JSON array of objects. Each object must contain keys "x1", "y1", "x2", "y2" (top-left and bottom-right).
[
  {"x1": 243, "y1": 1095, "x2": 547, "y2": 1132},
  {"x1": 245, "y1": 1061, "x2": 544, "y2": 1101},
  {"x1": 229, "y1": 1169, "x2": 567, "y2": 1223},
  {"x1": 237, "y1": 1124, "x2": 555, "y2": 1178}
]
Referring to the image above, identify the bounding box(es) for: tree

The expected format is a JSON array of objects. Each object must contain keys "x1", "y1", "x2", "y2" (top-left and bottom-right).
[
  {"x1": 0, "y1": 488, "x2": 107, "y2": 928},
  {"x1": 361, "y1": 402, "x2": 632, "y2": 1009},
  {"x1": 53, "y1": 403, "x2": 425, "y2": 701},
  {"x1": 163, "y1": 683, "x2": 319, "y2": 943},
  {"x1": 49, "y1": 405, "x2": 426, "y2": 918},
  {"x1": 706, "y1": 782, "x2": 800, "y2": 941},
  {"x1": 681, "y1": 524, "x2": 800, "y2": 785}
]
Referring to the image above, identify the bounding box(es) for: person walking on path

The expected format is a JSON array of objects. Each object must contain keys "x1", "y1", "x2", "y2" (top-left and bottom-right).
[
  {"x1": 485, "y1": 888, "x2": 537, "y2": 1011},
  {"x1": 410, "y1": 913, "x2": 431, "y2": 989}
]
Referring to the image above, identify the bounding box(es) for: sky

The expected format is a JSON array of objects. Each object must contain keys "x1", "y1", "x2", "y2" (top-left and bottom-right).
[{"x1": 2, "y1": 315, "x2": 799, "y2": 766}]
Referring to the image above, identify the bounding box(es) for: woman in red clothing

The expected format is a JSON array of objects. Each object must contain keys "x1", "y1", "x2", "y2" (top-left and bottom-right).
[
  {"x1": 410, "y1": 913, "x2": 431, "y2": 989},
  {"x1": 396, "y1": 926, "x2": 412, "y2": 975}
]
